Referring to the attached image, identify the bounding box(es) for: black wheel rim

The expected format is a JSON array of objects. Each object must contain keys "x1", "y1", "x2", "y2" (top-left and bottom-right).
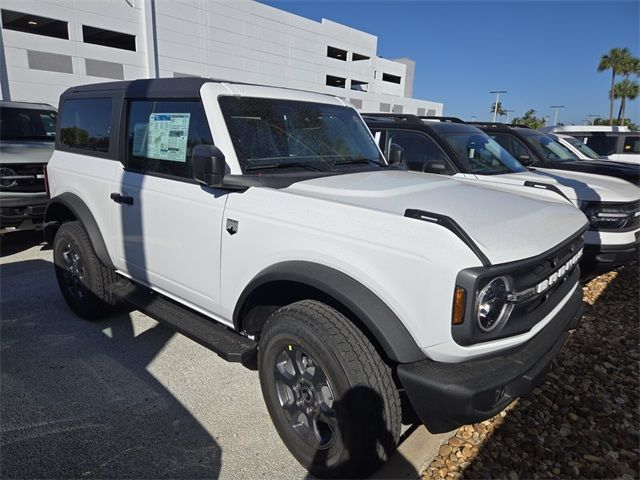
[
  {"x1": 274, "y1": 345, "x2": 337, "y2": 450},
  {"x1": 60, "y1": 243, "x2": 87, "y2": 300}
]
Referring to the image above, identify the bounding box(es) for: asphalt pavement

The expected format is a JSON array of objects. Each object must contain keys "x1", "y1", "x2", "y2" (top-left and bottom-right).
[{"x1": 0, "y1": 230, "x2": 445, "y2": 479}]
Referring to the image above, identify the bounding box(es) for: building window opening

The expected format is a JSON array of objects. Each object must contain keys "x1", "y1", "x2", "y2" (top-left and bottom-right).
[
  {"x1": 382, "y1": 73, "x2": 402, "y2": 84},
  {"x1": 326, "y1": 75, "x2": 346, "y2": 88},
  {"x1": 350, "y1": 80, "x2": 368, "y2": 92},
  {"x1": 82, "y1": 25, "x2": 136, "y2": 51},
  {"x1": 1, "y1": 10, "x2": 68, "y2": 39},
  {"x1": 327, "y1": 46, "x2": 347, "y2": 61},
  {"x1": 352, "y1": 53, "x2": 370, "y2": 61}
]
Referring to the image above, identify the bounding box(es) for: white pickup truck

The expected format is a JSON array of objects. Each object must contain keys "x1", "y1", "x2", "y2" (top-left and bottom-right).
[{"x1": 44, "y1": 78, "x2": 587, "y2": 477}]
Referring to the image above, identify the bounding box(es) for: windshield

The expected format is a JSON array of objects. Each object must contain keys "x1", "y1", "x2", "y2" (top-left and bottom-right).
[
  {"x1": 219, "y1": 97, "x2": 384, "y2": 172},
  {"x1": 0, "y1": 107, "x2": 57, "y2": 141},
  {"x1": 520, "y1": 131, "x2": 578, "y2": 162},
  {"x1": 442, "y1": 132, "x2": 527, "y2": 174},
  {"x1": 561, "y1": 136, "x2": 601, "y2": 159}
]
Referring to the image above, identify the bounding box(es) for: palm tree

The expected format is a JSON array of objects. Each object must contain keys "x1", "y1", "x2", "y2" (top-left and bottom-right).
[
  {"x1": 490, "y1": 101, "x2": 506, "y2": 120},
  {"x1": 598, "y1": 48, "x2": 635, "y2": 125},
  {"x1": 512, "y1": 109, "x2": 545, "y2": 129},
  {"x1": 614, "y1": 79, "x2": 639, "y2": 124},
  {"x1": 615, "y1": 56, "x2": 640, "y2": 122}
]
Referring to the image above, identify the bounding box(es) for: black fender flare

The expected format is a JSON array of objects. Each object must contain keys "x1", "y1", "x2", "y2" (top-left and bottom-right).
[
  {"x1": 44, "y1": 192, "x2": 115, "y2": 269},
  {"x1": 233, "y1": 261, "x2": 426, "y2": 364}
]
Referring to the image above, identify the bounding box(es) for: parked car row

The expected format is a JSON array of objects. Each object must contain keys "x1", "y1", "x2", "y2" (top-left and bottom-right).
[
  {"x1": 3, "y1": 78, "x2": 640, "y2": 477},
  {"x1": 363, "y1": 114, "x2": 639, "y2": 279}
]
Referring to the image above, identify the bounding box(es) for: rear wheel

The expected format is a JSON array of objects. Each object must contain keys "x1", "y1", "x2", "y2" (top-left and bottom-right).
[
  {"x1": 53, "y1": 221, "x2": 120, "y2": 320},
  {"x1": 258, "y1": 300, "x2": 401, "y2": 478}
]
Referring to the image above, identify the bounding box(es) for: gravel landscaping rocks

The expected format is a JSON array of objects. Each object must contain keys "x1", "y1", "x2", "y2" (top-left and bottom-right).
[{"x1": 421, "y1": 263, "x2": 639, "y2": 480}]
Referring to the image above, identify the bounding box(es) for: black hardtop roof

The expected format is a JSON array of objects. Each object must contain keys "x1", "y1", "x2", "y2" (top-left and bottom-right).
[{"x1": 362, "y1": 113, "x2": 484, "y2": 134}]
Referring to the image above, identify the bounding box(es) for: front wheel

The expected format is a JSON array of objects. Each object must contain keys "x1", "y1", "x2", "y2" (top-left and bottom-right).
[
  {"x1": 53, "y1": 221, "x2": 120, "y2": 320},
  {"x1": 258, "y1": 300, "x2": 401, "y2": 478}
]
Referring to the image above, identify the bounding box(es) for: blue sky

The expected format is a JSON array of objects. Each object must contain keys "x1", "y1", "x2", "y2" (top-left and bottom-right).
[{"x1": 259, "y1": 0, "x2": 639, "y2": 125}]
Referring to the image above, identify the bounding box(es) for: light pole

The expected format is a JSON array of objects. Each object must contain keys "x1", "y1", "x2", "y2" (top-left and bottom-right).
[
  {"x1": 587, "y1": 114, "x2": 600, "y2": 125},
  {"x1": 471, "y1": 115, "x2": 477, "y2": 122},
  {"x1": 550, "y1": 105, "x2": 565, "y2": 125},
  {"x1": 543, "y1": 115, "x2": 550, "y2": 127},
  {"x1": 505, "y1": 109, "x2": 514, "y2": 124},
  {"x1": 490, "y1": 90, "x2": 507, "y2": 122}
]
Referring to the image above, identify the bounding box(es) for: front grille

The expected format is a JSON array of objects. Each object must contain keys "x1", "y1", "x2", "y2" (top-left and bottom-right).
[{"x1": 0, "y1": 164, "x2": 46, "y2": 193}]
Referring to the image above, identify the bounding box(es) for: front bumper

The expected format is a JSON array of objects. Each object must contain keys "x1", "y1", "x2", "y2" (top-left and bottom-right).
[
  {"x1": 0, "y1": 196, "x2": 48, "y2": 230},
  {"x1": 580, "y1": 236, "x2": 639, "y2": 280},
  {"x1": 397, "y1": 286, "x2": 584, "y2": 433}
]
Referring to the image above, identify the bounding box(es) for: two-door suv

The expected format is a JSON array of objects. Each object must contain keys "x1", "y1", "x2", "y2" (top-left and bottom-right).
[{"x1": 45, "y1": 78, "x2": 588, "y2": 477}]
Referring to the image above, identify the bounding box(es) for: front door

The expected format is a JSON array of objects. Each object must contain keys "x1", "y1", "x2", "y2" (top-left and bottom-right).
[{"x1": 111, "y1": 98, "x2": 228, "y2": 317}]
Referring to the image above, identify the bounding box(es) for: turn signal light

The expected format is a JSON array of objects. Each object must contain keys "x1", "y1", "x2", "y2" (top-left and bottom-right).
[{"x1": 452, "y1": 286, "x2": 466, "y2": 325}]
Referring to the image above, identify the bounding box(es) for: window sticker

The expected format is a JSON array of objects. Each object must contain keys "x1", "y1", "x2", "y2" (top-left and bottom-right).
[{"x1": 146, "y1": 113, "x2": 191, "y2": 162}]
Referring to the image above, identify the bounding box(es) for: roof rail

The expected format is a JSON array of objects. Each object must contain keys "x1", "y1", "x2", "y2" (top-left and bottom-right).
[
  {"x1": 361, "y1": 113, "x2": 423, "y2": 124},
  {"x1": 468, "y1": 121, "x2": 531, "y2": 129},
  {"x1": 419, "y1": 116, "x2": 465, "y2": 124}
]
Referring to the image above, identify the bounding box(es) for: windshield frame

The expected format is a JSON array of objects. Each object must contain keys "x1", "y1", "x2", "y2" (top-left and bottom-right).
[
  {"x1": 440, "y1": 130, "x2": 527, "y2": 175},
  {"x1": 519, "y1": 130, "x2": 578, "y2": 163},
  {"x1": 218, "y1": 96, "x2": 385, "y2": 174}
]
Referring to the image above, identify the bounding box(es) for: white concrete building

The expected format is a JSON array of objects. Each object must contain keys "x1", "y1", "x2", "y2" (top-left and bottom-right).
[{"x1": 0, "y1": 0, "x2": 443, "y2": 115}]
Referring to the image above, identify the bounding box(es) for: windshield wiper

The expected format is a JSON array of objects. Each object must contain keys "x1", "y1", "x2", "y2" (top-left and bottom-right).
[
  {"x1": 244, "y1": 161, "x2": 325, "y2": 172},
  {"x1": 332, "y1": 157, "x2": 386, "y2": 167}
]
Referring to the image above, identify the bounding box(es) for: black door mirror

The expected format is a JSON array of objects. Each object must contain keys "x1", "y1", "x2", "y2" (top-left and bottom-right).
[
  {"x1": 389, "y1": 148, "x2": 404, "y2": 165},
  {"x1": 518, "y1": 154, "x2": 533, "y2": 166},
  {"x1": 192, "y1": 145, "x2": 225, "y2": 187},
  {"x1": 422, "y1": 160, "x2": 447, "y2": 173}
]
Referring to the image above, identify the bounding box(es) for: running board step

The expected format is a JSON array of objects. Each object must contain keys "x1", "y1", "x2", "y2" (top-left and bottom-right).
[{"x1": 112, "y1": 282, "x2": 257, "y2": 364}]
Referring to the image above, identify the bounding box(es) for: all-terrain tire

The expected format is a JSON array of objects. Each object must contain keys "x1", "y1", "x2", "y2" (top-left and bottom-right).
[
  {"x1": 53, "y1": 221, "x2": 120, "y2": 320},
  {"x1": 258, "y1": 300, "x2": 401, "y2": 478}
]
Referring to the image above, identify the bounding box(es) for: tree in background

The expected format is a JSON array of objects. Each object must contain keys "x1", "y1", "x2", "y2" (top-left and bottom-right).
[
  {"x1": 490, "y1": 101, "x2": 506, "y2": 121},
  {"x1": 614, "y1": 79, "x2": 639, "y2": 124},
  {"x1": 598, "y1": 48, "x2": 636, "y2": 125},
  {"x1": 593, "y1": 117, "x2": 639, "y2": 131},
  {"x1": 512, "y1": 109, "x2": 546, "y2": 129}
]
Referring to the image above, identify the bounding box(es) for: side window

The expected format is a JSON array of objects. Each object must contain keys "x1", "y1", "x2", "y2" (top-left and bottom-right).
[
  {"x1": 126, "y1": 100, "x2": 213, "y2": 178},
  {"x1": 59, "y1": 98, "x2": 112, "y2": 153},
  {"x1": 491, "y1": 133, "x2": 531, "y2": 161},
  {"x1": 583, "y1": 135, "x2": 617, "y2": 156},
  {"x1": 387, "y1": 131, "x2": 455, "y2": 174},
  {"x1": 623, "y1": 136, "x2": 640, "y2": 154}
]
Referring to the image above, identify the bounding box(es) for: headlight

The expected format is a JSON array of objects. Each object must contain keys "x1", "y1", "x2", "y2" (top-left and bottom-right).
[
  {"x1": 581, "y1": 202, "x2": 639, "y2": 230},
  {"x1": 476, "y1": 276, "x2": 513, "y2": 332}
]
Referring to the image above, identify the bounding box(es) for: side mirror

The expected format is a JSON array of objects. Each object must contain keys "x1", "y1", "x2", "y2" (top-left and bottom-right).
[
  {"x1": 390, "y1": 148, "x2": 404, "y2": 165},
  {"x1": 518, "y1": 154, "x2": 533, "y2": 166},
  {"x1": 423, "y1": 160, "x2": 447, "y2": 173},
  {"x1": 192, "y1": 145, "x2": 225, "y2": 187}
]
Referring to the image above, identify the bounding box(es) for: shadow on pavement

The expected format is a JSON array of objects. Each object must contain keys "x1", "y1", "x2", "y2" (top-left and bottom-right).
[
  {"x1": 0, "y1": 230, "x2": 46, "y2": 257},
  {"x1": 457, "y1": 264, "x2": 639, "y2": 479},
  {"x1": 1, "y1": 259, "x2": 222, "y2": 479}
]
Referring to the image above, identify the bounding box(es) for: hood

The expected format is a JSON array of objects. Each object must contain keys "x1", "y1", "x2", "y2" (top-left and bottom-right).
[
  {"x1": 479, "y1": 169, "x2": 640, "y2": 204},
  {"x1": 0, "y1": 141, "x2": 55, "y2": 164},
  {"x1": 286, "y1": 171, "x2": 587, "y2": 265},
  {"x1": 547, "y1": 159, "x2": 639, "y2": 185}
]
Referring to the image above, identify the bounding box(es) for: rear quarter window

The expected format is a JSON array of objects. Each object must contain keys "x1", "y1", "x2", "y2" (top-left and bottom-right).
[{"x1": 59, "y1": 98, "x2": 112, "y2": 153}]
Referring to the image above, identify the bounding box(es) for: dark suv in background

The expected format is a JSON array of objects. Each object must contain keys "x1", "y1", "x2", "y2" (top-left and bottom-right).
[
  {"x1": 0, "y1": 100, "x2": 57, "y2": 232},
  {"x1": 471, "y1": 122, "x2": 639, "y2": 185}
]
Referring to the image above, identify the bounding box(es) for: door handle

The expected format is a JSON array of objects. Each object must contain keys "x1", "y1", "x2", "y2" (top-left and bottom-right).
[{"x1": 110, "y1": 193, "x2": 134, "y2": 205}]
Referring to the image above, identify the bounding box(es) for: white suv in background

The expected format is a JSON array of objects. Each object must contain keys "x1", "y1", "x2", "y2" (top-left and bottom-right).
[
  {"x1": 44, "y1": 78, "x2": 588, "y2": 478},
  {"x1": 543, "y1": 125, "x2": 640, "y2": 165}
]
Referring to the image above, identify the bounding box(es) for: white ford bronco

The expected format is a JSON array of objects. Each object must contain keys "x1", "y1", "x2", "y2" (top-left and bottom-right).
[{"x1": 45, "y1": 78, "x2": 588, "y2": 477}]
